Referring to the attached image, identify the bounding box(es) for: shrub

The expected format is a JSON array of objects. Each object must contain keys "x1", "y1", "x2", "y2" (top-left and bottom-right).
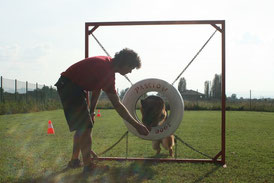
[{"x1": 0, "y1": 99, "x2": 62, "y2": 115}]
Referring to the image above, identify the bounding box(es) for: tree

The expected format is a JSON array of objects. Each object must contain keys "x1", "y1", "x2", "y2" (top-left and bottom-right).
[
  {"x1": 178, "y1": 77, "x2": 186, "y2": 93},
  {"x1": 231, "y1": 94, "x2": 237, "y2": 100},
  {"x1": 211, "y1": 74, "x2": 221, "y2": 99},
  {"x1": 204, "y1": 81, "x2": 210, "y2": 98}
]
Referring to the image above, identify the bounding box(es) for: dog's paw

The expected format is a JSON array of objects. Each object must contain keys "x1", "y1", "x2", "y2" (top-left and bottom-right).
[{"x1": 169, "y1": 149, "x2": 174, "y2": 157}]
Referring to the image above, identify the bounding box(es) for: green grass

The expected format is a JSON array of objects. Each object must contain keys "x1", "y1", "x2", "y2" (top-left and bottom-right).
[{"x1": 0, "y1": 110, "x2": 273, "y2": 183}]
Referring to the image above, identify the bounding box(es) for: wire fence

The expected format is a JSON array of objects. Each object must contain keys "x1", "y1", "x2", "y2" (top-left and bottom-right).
[
  {"x1": 1, "y1": 76, "x2": 273, "y2": 113},
  {"x1": 0, "y1": 76, "x2": 59, "y2": 104}
]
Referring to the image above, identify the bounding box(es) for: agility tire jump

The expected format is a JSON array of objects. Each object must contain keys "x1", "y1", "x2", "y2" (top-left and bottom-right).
[{"x1": 122, "y1": 78, "x2": 184, "y2": 140}]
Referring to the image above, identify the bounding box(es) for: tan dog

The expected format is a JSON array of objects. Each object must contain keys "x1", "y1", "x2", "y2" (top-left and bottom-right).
[{"x1": 140, "y1": 95, "x2": 175, "y2": 157}]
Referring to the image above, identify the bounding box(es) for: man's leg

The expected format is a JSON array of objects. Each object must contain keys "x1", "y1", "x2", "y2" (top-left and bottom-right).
[
  {"x1": 71, "y1": 131, "x2": 81, "y2": 160},
  {"x1": 55, "y1": 76, "x2": 94, "y2": 169},
  {"x1": 79, "y1": 128, "x2": 92, "y2": 166},
  {"x1": 72, "y1": 125, "x2": 94, "y2": 160},
  {"x1": 67, "y1": 131, "x2": 82, "y2": 168},
  {"x1": 69, "y1": 127, "x2": 92, "y2": 168},
  {"x1": 81, "y1": 127, "x2": 109, "y2": 175}
]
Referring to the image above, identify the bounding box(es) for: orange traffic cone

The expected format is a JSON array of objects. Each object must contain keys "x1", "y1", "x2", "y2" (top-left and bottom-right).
[
  {"x1": 97, "y1": 110, "x2": 101, "y2": 117},
  {"x1": 47, "y1": 120, "x2": 55, "y2": 134}
]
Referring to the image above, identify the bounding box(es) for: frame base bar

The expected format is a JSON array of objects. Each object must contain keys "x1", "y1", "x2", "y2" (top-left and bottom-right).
[{"x1": 92, "y1": 157, "x2": 223, "y2": 164}]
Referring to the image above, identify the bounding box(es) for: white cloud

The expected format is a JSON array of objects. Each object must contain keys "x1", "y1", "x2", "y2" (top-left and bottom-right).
[
  {"x1": 23, "y1": 44, "x2": 52, "y2": 61},
  {"x1": 0, "y1": 44, "x2": 20, "y2": 62},
  {"x1": 0, "y1": 43, "x2": 52, "y2": 63},
  {"x1": 237, "y1": 32, "x2": 262, "y2": 45}
]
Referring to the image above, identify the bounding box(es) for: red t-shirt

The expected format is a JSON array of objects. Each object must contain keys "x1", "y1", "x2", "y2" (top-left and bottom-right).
[{"x1": 61, "y1": 56, "x2": 116, "y2": 93}]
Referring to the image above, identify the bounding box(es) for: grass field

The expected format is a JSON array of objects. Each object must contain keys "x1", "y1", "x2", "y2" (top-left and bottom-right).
[{"x1": 0, "y1": 110, "x2": 273, "y2": 183}]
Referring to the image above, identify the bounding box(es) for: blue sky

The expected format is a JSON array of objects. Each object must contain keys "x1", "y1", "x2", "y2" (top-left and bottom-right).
[{"x1": 1, "y1": 0, "x2": 274, "y2": 98}]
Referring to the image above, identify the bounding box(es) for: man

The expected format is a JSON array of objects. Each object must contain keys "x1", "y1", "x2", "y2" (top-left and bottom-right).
[{"x1": 55, "y1": 48, "x2": 149, "y2": 174}]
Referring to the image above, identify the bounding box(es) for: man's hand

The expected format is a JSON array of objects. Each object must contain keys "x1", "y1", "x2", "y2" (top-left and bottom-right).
[
  {"x1": 133, "y1": 122, "x2": 149, "y2": 136},
  {"x1": 106, "y1": 92, "x2": 149, "y2": 136}
]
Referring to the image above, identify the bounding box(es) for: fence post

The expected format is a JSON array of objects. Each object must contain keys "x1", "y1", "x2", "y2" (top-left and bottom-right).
[
  {"x1": 26, "y1": 81, "x2": 28, "y2": 103},
  {"x1": 50, "y1": 85, "x2": 53, "y2": 99},
  {"x1": 196, "y1": 89, "x2": 199, "y2": 107},
  {"x1": 43, "y1": 84, "x2": 46, "y2": 104},
  {"x1": 0, "y1": 76, "x2": 3, "y2": 103},
  {"x1": 36, "y1": 83, "x2": 38, "y2": 103},
  {"x1": 250, "y1": 90, "x2": 252, "y2": 111},
  {"x1": 15, "y1": 79, "x2": 17, "y2": 101}
]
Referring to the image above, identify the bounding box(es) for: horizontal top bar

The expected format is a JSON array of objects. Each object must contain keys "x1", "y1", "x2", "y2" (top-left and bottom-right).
[{"x1": 86, "y1": 20, "x2": 225, "y2": 26}]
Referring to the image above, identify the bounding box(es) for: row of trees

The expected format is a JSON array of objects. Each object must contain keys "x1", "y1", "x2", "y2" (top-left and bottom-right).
[
  {"x1": 117, "y1": 74, "x2": 222, "y2": 100},
  {"x1": 178, "y1": 74, "x2": 222, "y2": 99},
  {"x1": 0, "y1": 86, "x2": 62, "y2": 115}
]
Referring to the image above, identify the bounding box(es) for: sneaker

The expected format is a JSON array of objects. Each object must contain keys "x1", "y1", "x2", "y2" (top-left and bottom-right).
[{"x1": 67, "y1": 159, "x2": 82, "y2": 168}]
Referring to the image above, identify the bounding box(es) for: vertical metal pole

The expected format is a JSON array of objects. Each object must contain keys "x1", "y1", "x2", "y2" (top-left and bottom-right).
[
  {"x1": 221, "y1": 21, "x2": 226, "y2": 165},
  {"x1": 126, "y1": 131, "x2": 128, "y2": 159},
  {"x1": 175, "y1": 137, "x2": 178, "y2": 159},
  {"x1": 85, "y1": 23, "x2": 89, "y2": 59},
  {"x1": 85, "y1": 23, "x2": 90, "y2": 107}
]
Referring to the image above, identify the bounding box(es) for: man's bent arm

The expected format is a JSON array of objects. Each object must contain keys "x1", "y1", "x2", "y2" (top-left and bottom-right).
[{"x1": 90, "y1": 90, "x2": 101, "y2": 113}]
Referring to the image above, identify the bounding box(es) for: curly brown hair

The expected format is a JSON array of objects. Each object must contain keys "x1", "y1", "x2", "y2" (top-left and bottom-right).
[{"x1": 112, "y1": 48, "x2": 141, "y2": 69}]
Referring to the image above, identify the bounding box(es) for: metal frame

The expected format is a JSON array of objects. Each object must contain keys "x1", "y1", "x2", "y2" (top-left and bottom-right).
[{"x1": 85, "y1": 20, "x2": 226, "y2": 165}]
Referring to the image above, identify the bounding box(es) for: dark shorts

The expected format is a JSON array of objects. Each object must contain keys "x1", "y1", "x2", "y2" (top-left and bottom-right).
[{"x1": 55, "y1": 76, "x2": 93, "y2": 132}]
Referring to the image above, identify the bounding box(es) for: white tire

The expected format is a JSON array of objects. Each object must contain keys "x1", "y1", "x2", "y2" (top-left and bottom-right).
[{"x1": 122, "y1": 78, "x2": 184, "y2": 140}]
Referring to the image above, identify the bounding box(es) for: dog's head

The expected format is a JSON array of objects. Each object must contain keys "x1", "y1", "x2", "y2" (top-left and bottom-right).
[{"x1": 140, "y1": 95, "x2": 167, "y2": 128}]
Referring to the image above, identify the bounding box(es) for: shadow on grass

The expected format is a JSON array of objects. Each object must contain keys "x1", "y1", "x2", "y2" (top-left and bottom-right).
[
  {"x1": 91, "y1": 161, "x2": 157, "y2": 183},
  {"x1": 192, "y1": 164, "x2": 222, "y2": 183},
  {"x1": 13, "y1": 166, "x2": 78, "y2": 183},
  {"x1": 13, "y1": 159, "x2": 220, "y2": 183},
  {"x1": 147, "y1": 154, "x2": 223, "y2": 183},
  {"x1": 14, "y1": 161, "x2": 156, "y2": 183}
]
